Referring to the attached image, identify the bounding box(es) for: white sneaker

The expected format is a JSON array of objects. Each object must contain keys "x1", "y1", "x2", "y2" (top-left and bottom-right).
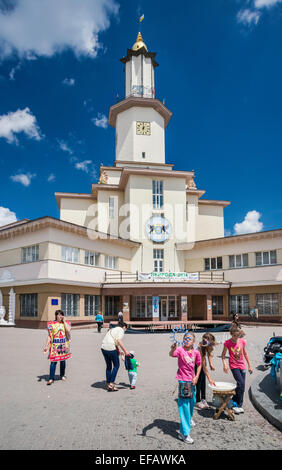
[
  {"x1": 201, "y1": 399, "x2": 210, "y2": 409},
  {"x1": 238, "y1": 407, "x2": 244, "y2": 413},
  {"x1": 233, "y1": 407, "x2": 241, "y2": 414},
  {"x1": 190, "y1": 418, "x2": 196, "y2": 427},
  {"x1": 183, "y1": 435, "x2": 194, "y2": 444}
]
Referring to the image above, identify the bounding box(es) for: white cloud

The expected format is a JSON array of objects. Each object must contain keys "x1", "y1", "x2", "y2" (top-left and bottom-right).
[
  {"x1": 92, "y1": 113, "x2": 108, "y2": 129},
  {"x1": 75, "y1": 160, "x2": 92, "y2": 172},
  {"x1": 0, "y1": 206, "x2": 17, "y2": 227},
  {"x1": 62, "y1": 78, "x2": 75, "y2": 86},
  {"x1": 58, "y1": 140, "x2": 73, "y2": 155},
  {"x1": 237, "y1": 8, "x2": 261, "y2": 25},
  {"x1": 47, "y1": 173, "x2": 56, "y2": 182},
  {"x1": 255, "y1": 0, "x2": 282, "y2": 8},
  {"x1": 0, "y1": 0, "x2": 119, "y2": 60},
  {"x1": 0, "y1": 108, "x2": 42, "y2": 144},
  {"x1": 234, "y1": 210, "x2": 263, "y2": 235},
  {"x1": 237, "y1": 0, "x2": 282, "y2": 26},
  {"x1": 10, "y1": 172, "x2": 36, "y2": 186}
]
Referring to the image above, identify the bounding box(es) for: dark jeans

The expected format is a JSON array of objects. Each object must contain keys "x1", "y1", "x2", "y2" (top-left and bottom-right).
[
  {"x1": 196, "y1": 368, "x2": 206, "y2": 402},
  {"x1": 49, "y1": 360, "x2": 66, "y2": 381},
  {"x1": 231, "y1": 368, "x2": 246, "y2": 407},
  {"x1": 101, "y1": 348, "x2": 120, "y2": 384},
  {"x1": 97, "y1": 321, "x2": 103, "y2": 333}
]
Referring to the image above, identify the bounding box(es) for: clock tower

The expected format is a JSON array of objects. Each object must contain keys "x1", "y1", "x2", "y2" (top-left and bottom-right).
[{"x1": 109, "y1": 30, "x2": 172, "y2": 166}]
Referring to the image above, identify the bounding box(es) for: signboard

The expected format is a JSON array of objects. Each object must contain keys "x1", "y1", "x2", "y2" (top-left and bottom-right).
[
  {"x1": 152, "y1": 296, "x2": 159, "y2": 318},
  {"x1": 145, "y1": 216, "x2": 172, "y2": 243},
  {"x1": 138, "y1": 272, "x2": 199, "y2": 281},
  {"x1": 51, "y1": 299, "x2": 59, "y2": 306}
]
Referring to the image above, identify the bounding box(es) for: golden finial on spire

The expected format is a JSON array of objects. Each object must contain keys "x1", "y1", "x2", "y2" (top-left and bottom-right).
[{"x1": 132, "y1": 14, "x2": 147, "y2": 51}]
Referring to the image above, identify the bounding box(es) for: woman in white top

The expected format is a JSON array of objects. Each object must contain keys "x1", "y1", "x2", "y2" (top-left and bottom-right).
[{"x1": 101, "y1": 321, "x2": 130, "y2": 391}]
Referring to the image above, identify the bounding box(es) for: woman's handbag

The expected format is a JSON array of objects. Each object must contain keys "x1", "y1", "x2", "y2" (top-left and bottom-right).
[{"x1": 178, "y1": 381, "x2": 193, "y2": 399}]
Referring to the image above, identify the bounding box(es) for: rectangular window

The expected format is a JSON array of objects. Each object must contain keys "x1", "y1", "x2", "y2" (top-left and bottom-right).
[
  {"x1": 84, "y1": 295, "x2": 100, "y2": 316},
  {"x1": 61, "y1": 294, "x2": 79, "y2": 317},
  {"x1": 153, "y1": 248, "x2": 164, "y2": 272},
  {"x1": 152, "y1": 180, "x2": 163, "y2": 209},
  {"x1": 229, "y1": 253, "x2": 249, "y2": 269},
  {"x1": 61, "y1": 246, "x2": 79, "y2": 263},
  {"x1": 204, "y1": 257, "x2": 223, "y2": 271},
  {"x1": 20, "y1": 294, "x2": 38, "y2": 317},
  {"x1": 256, "y1": 294, "x2": 278, "y2": 315},
  {"x1": 104, "y1": 255, "x2": 118, "y2": 270},
  {"x1": 212, "y1": 296, "x2": 223, "y2": 315},
  {"x1": 109, "y1": 197, "x2": 115, "y2": 219},
  {"x1": 105, "y1": 296, "x2": 120, "y2": 317},
  {"x1": 22, "y1": 245, "x2": 39, "y2": 263},
  {"x1": 132, "y1": 295, "x2": 153, "y2": 319},
  {"x1": 255, "y1": 250, "x2": 277, "y2": 266},
  {"x1": 230, "y1": 295, "x2": 250, "y2": 315},
  {"x1": 85, "y1": 251, "x2": 100, "y2": 267}
]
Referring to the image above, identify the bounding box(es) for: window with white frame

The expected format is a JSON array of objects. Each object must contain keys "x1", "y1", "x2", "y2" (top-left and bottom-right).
[
  {"x1": 153, "y1": 248, "x2": 164, "y2": 272},
  {"x1": 109, "y1": 197, "x2": 115, "y2": 219},
  {"x1": 132, "y1": 295, "x2": 153, "y2": 318},
  {"x1": 61, "y1": 246, "x2": 79, "y2": 263},
  {"x1": 20, "y1": 294, "x2": 38, "y2": 317},
  {"x1": 22, "y1": 245, "x2": 39, "y2": 263},
  {"x1": 230, "y1": 295, "x2": 250, "y2": 315},
  {"x1": 104, "y1": 255, "x2": 118, "y2": 270},
  {"x1": 256, "y1": 294, "x2": 278, "y2": 315},
  {"x1": 105, "y1": 296, "x2": 120, "y2": 316},
  {"x1": 84, "y1": 295, "x2": 100, "y2": 316},
  {"x1": 152, "y1": 180, "x2": 163, "y2": 209},
  {"x1": 61, "y1": 293, "x2": 79, "y2": 316},
  {"x1": 255, "y1": 250, "x2": 277, "y2": 266},
  {"x1": 204, "y1": 257, "x2": 223, "y2": 271},
  {"x1": 229, "y1": 253, "x2": 249, "y2": 269},
  {"x1": 212, "y1": 296, "x2": 224, "y2": 315},
  {"x1": 85, "y1": 251, "x2": 100, "y2": 267}
]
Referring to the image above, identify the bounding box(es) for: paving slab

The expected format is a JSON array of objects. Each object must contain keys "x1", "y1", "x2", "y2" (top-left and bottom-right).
[{"x1": 0, "y1": 325, "x2": 281, "y2": 450}]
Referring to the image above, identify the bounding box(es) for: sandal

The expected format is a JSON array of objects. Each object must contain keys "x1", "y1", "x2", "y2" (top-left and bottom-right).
[
  {"x1": 47, "y1": 380, "x2": 54, "y2": 385},
  {"x1": 107, "y1": 384, "x2": 119, "y2": 392},
  {"x1": 61, "y1": 376, "x2": 67, "y2": 381}
]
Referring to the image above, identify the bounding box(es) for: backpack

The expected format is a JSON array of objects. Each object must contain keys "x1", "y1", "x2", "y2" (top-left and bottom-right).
[{"x1": 125, "y1": 355, "x2": 134, "y2": 371}]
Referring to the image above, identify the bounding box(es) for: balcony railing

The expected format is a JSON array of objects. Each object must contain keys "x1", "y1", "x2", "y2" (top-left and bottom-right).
[{"x1": 104, "y1": 271, "x2": 226, "y2": 283}]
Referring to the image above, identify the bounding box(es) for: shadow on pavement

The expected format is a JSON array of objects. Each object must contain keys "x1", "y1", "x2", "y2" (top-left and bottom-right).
[{"x1": 141, "y1": 419, "x2": 179, "y2": 440}]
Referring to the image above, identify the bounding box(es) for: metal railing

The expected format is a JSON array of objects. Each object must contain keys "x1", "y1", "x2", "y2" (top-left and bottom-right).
[{"x1": 104, "y1": 271, "x2": 225, "y2": 283}]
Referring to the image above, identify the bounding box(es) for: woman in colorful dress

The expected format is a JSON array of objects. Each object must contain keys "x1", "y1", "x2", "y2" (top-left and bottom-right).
[{"x1": 43, "y1": 310, "x2": 71, "y2": 385}]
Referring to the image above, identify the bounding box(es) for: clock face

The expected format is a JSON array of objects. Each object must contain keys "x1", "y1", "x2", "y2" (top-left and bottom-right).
[{"x1": 136, "y1": 121, "x2": 151, "y2": 135}]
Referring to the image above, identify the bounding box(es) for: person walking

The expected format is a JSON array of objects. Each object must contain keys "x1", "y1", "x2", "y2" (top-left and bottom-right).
[
  {"x1": 221, "y1": 326, "x2": 253, "y2": 414},
  {"x1": 101, "y1": 321, "x2": 130, "y2": 391},
  {"x1": 43, "y1": 310, "x2": 71, "y2": 385},
  {"x1": 95, "y1": 311, "x2": 104, "y2": 333}
]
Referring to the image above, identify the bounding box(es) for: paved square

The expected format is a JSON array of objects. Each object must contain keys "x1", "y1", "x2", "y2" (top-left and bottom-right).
[{"x1": 0, "y1": 325, "x2": 281, "y2": 450}]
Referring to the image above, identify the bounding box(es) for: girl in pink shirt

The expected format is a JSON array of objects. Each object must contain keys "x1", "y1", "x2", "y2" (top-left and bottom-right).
[
  {"x1": 221, "y1": 327, "x2": 253, "y2": 414},
  {"x1": 169, "y1": 332, "x2": 201, "y2": 444}
]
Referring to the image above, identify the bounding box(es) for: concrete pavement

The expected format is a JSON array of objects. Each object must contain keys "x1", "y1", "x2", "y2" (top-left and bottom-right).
[{"x1": 0, "y1": 325, "x2": 281, "y2": 450}]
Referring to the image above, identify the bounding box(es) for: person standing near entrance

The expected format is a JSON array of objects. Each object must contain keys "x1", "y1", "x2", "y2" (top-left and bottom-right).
[
  {"x1": 101, "y1": 321, "x2": 130, "y2": 391},
  {"x1": 43, "y1": 310, "x2": 71, "y2": 385},
  {"x1": 195, "y1": 333, "x2": 216, "y2": 409},
  {"x1": 118, "y1": 310, "x2": 123, "y2": 322}
]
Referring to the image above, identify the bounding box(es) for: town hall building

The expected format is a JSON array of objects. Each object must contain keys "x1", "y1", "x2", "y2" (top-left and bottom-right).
[{"x1": 0, "y1": 31, "x2": 282, "y2": 328}]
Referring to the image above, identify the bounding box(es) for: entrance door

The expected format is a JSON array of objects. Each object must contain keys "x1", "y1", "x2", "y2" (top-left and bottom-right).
[{"x1": 160, "y1": 298, "x2": 168, "y2": 321}]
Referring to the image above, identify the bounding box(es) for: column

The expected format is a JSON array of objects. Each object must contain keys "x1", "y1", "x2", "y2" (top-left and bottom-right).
[
  {"x1": 223, "y1": 294, "x2": 229, "y2": 320},
  {"x1": 122, "y1": 295, "x2": 130, "y2": 323},
  {"x1": 206, "y1": 294, "x2": 213, "y2": 321}
]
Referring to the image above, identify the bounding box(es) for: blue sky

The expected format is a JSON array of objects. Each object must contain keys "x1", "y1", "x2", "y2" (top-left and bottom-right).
[{"x1": 0, "y1": 0, "x2": 281, "y2": 236}]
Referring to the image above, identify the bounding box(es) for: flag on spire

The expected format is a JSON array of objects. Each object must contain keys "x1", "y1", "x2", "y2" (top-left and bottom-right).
[{"x1": 139, "y1": 14, "x2": 144, "y2": 23}]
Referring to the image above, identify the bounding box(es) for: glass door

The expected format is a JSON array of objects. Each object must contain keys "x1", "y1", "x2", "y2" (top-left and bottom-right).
[{"x1": 160, "y1": 297, "x2": 168, "y2": 321}]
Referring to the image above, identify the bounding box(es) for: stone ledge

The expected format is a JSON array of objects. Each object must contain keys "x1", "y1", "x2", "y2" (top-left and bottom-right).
[{"x1": 249, "y1": 369, "x2": 282, "y2": 432}]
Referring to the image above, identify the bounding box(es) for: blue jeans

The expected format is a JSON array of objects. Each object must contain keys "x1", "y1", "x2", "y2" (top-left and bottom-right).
[
  {"x1": 231, "y1": 369, "x2": 246, "y2": 407},
  {"x1": 128, "y1": 371, "x2": 138, "y2": 387},
  {"x1": 101, "y1": 348, "x2": 120, "y2": 384},
  {"x1": 178, "y1": 383, "x2": 196, "y2": 437},
  {"x1": 49, "y1": 360, "x2": 66, "y2": 380}
]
